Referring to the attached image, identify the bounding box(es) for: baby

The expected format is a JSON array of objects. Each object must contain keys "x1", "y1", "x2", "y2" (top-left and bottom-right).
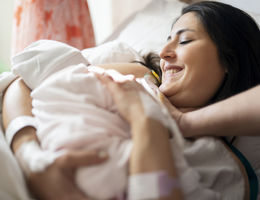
[{"x1": 11, "y1": 40, "x2": 245, "y2": 200}]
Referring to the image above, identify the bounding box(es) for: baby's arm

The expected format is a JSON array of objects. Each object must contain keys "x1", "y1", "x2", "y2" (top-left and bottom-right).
[{"x1": 98, "y1": 62, "x2": 149, "y2": 78}]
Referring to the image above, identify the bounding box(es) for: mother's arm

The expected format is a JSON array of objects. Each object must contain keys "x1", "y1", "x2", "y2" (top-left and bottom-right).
[
  {"x1": 130, "y1": 117, "x2": 183, "y2": 200},
  {"x1": 2, "y1": 78, "x2": 37, "y2": 152},
  {"x1": 97, "y1": 74, "x2": 183, "y2": 200},
  {"x1": 2, "y1": 78, "x2": 108, "y2": 200}
]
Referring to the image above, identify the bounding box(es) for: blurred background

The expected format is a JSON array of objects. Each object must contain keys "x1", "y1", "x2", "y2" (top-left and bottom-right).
[
  {"x1": 0, "y1": 0, "x2": 259, "y2": 72},
  {"x1": 0, "y1": 0, "x2": 151, "y2": 72}
]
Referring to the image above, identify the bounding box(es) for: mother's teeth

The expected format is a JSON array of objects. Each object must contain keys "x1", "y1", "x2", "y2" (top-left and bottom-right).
[{"x1": 167, "y1": 69, "x2": 180, "y2": 74}]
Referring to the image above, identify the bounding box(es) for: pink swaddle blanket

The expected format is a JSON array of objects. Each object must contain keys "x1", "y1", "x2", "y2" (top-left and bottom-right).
[
  {"x1": 11, "y1": 40, "x2": 140, "y2": 199},
  {"x1": 32, "y1": 64, "x2": 133, "y2": 199}
]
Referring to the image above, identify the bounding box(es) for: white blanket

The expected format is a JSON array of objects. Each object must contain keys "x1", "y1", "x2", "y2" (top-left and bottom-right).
[{"x1": 0, "y1": 40, "x2": 245, "y2": 200}]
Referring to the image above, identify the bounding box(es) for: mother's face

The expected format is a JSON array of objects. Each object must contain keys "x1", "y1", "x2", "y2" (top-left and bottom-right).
[{"x1": 159, "y1": 12, "x2": 226, "y2": 108}]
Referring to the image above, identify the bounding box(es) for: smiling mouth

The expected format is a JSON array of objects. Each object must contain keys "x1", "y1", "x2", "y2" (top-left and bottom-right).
[{"x1": 165, "y1": 68, "x2": 183, "y2": 75}]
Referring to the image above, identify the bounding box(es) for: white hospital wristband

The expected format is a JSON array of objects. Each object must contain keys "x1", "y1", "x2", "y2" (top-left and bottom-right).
[
  {"x1": 128, "y1": 171, "x2": 180, "y2": 200},
  {"x1": 5, "y1": 116, "x2": 37, "y2": 147}
]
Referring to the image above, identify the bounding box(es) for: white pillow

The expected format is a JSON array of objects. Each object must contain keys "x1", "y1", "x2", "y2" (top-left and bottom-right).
[
  {"x1": 107, "y1": 0, "x2": 260, "y2": 57},
  {"x1": 106, "y1": 0, "x2": 187, "y2": 55}
]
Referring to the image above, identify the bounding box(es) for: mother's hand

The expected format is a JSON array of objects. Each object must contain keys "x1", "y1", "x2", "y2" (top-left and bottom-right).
[
  {"x1": 26, "y1": 149, "x2": 108, "y2": 200},
  {"x1": 96, "y1": 73, "x2": 147, "y2": 124}
]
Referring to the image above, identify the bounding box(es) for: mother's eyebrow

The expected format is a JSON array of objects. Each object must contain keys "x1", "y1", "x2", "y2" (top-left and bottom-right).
[
  {"x1": 167, "y1": 28, "x2": 196, "y2": 41},
  {"x1": 176, "y1": 28, "x2": 195, "y2": 35}
]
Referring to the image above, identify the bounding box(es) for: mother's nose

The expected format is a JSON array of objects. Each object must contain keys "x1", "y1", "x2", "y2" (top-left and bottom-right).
[{"x1": 159, "y1": 42, "x2": 177, "y2": 60}]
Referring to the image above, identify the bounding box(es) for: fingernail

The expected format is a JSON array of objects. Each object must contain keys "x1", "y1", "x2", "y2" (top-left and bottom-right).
[{"x1": 98, "y1": 150, "x2": 108, "y2": 158}]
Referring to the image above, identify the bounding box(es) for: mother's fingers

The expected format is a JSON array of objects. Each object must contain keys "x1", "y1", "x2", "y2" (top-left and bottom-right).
[
  {"x1": 95, "y1": 73, "x2": 117, "y2": 87},
  {"x1": 95, "y1": 72, "x2": 113, "y2": 83},
  {"x1": 96, "y1": 73, "x2": 125, "y2": 100},
  {"x1": 95, "y1": 72, "x2": 144, "y2": 92}
]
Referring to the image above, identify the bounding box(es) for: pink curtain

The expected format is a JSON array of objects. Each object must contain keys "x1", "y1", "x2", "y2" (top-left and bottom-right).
[{"x1": 12, "y1": 0, "x2": 95, "y2": 55}]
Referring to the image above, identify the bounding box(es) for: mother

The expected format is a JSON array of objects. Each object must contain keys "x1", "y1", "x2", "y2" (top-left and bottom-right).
[{"x1": 2, "y1": 1, "x2": 260, "y2": 200}]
